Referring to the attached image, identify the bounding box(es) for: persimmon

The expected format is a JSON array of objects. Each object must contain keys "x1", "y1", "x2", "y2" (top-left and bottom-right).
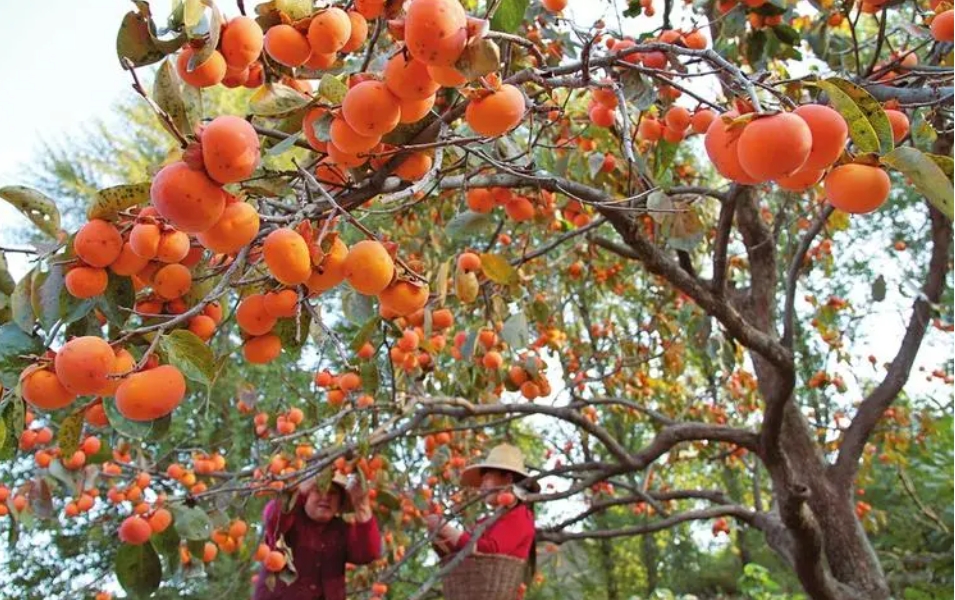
[
  {"x1": 153, "y1": 263, "x2": 192, "y2": 299},
  {"x1": 330, "y1": 116, "x2": 380, "y2": 154},
  {"x1": 342, "y1": 81, "x2": 402, "y2": 137},
  {"x1": 542, "y1": 0, "x2": 567, "y2": 12},
  {"x1": 824, "y1": 164, "x2": 891, "y2": 214},
  {"x1": 221, "y1": 16, "x2": 264, "y2": 68},
  {"x1": 341, "y1": 11, "x2": 369, "y2": 53},
  {"x1": 86, "y1": 402, "x2": 109, "y2": 427},
  {"x1": 457, "y1": 252, "x2": 481, "y2": 272},
  {"x1": 74, "y1": 219, "x2": 123, "y2": 267},
  {"x1": 119, "y1": 516, "x2": 153, "y2": 545},
  {"x1": 264, "y1": 289, "x2": 299, "y2": 318},
  {"x1": 394, "y1": 152, "x2": 433, "y2": 180},
  {"x1": 197, "y1": 201, "x2": 260, "y2": 254},
  {"x1": 684, "y1": 30, "x2": 707, "y2": 49},
  {"x1": 307, "y1": 237, "x2": 349, "y2": 293},
  {"x1": 176, "y1": 48, "x2": 227, "y2": 88},
  {"x1": 111, "y1": 242, "x2": 150, "y2": 276},
  {"x1": 55, "y1": 336, "x2": 115, "y2": 395},
  {"x1": 304, "y1": 50, "x2": 338, "y2": 70},
  {"x1": 188, "y1": 315, "x2": 217, "y2": 341},
  {"x1": 115, "y1": 365, "x2": 187, "y2": 421},
  {"x1": 264, "y1": 24, "x2": 311, "y2": 67},
  {"x1": 690, "y1": 109, "x2": 716, "y2": 134},
  {"x1": 149, "y1": 508, "x2": 173, "y2": 533},
  {"x1": 129, "y1": 223, "x2": 161, "y2": 259},
  {"x1": 736, "y1": 113, "x2": 812, "y2": 181},
  {"x1": 20, "y1": 365, "x2": 76, "y2": 410},
  {"x1": 343, "y1": 240, "x2": 395, "y2": 295},
  {"x1": 405, "y1": 0, "x2": 468, "y2": 67},
  {"x1": 589, "y1": 104, "x2": 615, "y2": 128},
  {"x1": 97, "y1": 348, "x2": 135, "y2": 397},
  {"x1": 302, "y1": 107, "x2": 329, "y2": 152},
  {"x1": 931, "y1": 10, "x2": 954, "y2": 43},
  {"x1": 399, "y1": 94, "x2": 436, "y2": 124},
  {"x1": 482, "y1": 351, "x2": 503, "y2": 369},
  {"x1": 155, "y1": 230, "x2": 191, "y2": 263},
  {"x1": 505, "y1": 197, "x2": 535, "y2": 221},
  {"x1": 664, "y1": 106, "x2": 692, "y2": 132},
  {"x1": 264, "y1": 550, "x2": 287, "y2": 572},
  {"x1": 379, "y1": 281, "x2": 430, "y2": 317},
  {"x1": 467, "y1": 188, "x2": 495, "y2": 213},
  {"x1": 432, "y1": 308, "x2": 453, "y2": 329},
  {"x1": 638, "y1": 118, "x2": 663, "y2": 141},
  {"x1": 327, "y1": 142, "x2": 368, "y2": 169},
  {"x1": 793, "y1": 104, "x2": 848, "y2": 170},
  {"x1": 201, "y1": 115, "x2": 261, "y2": 184},
  {"x1": 466, "y1": 85, "x2": 526, "y2": 137},
  {"x1": 662, "y1": 126, "x2": 685, "y2": 143},
  {"x1": 263, "y1": 228, "x2": 312, "y2": 285},
  {"x1": 203, "y1": 301, "x2": 223, "y2": 324},
  {"x1": 385, "y1": 53, "x2": 440, "y2": 101},
  {"x1": 427, "y1": 65, "x2": 468, "y2": 87},
  {"x1": 65, "y1": 266, "x2": 108, "y2": 299},
  {"x1": 775, "y1": 166, "x2": 825, "y2": 192},
  {"x1": 150, "y1": 161, "x2": 227, "y2": 233},
  {"x1": 237, "y1": 294, "x2": 278, "y2": 335},
  {"x1": 703, "y1": 111, "x2": 759, "y2": 184},
  {"x1": 315, "y1": 159, "x2": 350, "y2": 190},
  {"x1": 885, "y1": 109, "x2": 909, "y2": 143},
  {"x1": 308, "y1": 8, "x2": 352, "y2": 54}
]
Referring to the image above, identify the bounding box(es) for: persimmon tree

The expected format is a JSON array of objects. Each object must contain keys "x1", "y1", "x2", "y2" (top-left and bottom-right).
[{"x1": 0, "y1": 0, "x2": 951, "y2": 598}]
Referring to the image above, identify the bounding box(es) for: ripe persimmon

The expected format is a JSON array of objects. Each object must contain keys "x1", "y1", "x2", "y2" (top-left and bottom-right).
[
  {"x1": 74, "y1": 219, "x2": 123, "y2": 267},
  {"x1": 176, "y1": 48, "x2": 227, "y2": 88},
  {"x1": 426, "y1": 65, "x2": 468, "y2": 87},
  {"x1": 306, "y1": 237, "x2": 349, "y2": 294},
  {"x1": 263, "y1": 228, "x2": 312, "y2": 285},
  {"x1": 65, "y1": 267, "x2": 108, "y2": 299},
  {"x1": 638, "y1": 118, "x2": 663, "y2": 141},
  {"x1": 197, "y1": 201, "x2": 260, "y2": 254},
  {"x1": 793, "y1": 104, "x2": 848, "y2": 170},
  {"x1": 703, "y1": 111, "x2": 759, "y2": 184},
  {"x1": 55, "y1": 336, "x2": 115, "y2": 395},
  {"x1": 155, "y1": 230, "x2": 191, "y2": 263},
  {"x1": 690, "y1": 109, "x2": 716, "y2": 134},
  {"x1": 118, "y1": 516, "x2": 153, "y2": 545},
  {"x1": 931, "y1": 10, "x2": 954, "y2": 43},
  {"x1": 885, "y1": 109, "x2": 909, "y2": 143},
  {"x1": 308, "y1": 8, "x2": 352, "y2": 54},
  {"x1": 341, "y1": 11, "x2": 369, "y2": 53},
  {"x1": 466, "y1": 188, "x2": 495, "y2": 213},
  {"x1": 330, "y1": 116, "x2": 380, "y2": 154},
  {"x1": 394, "y1": 152, "x2": 432, "y2": 181},
  {"x1": 237, "y1": 294, "x2": 278, "y2": 335},
  {"x1": 244, "y1": 334, "x2": 283, "y2": 364},
  {"x1": 399, "y1": 94, "x2": 436, "y2": 124},
  {"x1": 664, "y1": 106, "x2": 691, "y2": 132},
  {"x1": 111, "y1": 242, "x2": 150, "y2": 276},
  {"x1": 405, "y1": 0, "x2": 468, "y2": 66},
  {"x1": 264, "y1": 24, "x2": 311, "y2": 67},
  {"x1": 379, "y1": 281, "x2": 430, "y2": 317},
  {"x1": 327, "y1": 142, "x2": 368, "y2": 169},
  {"x1": 264, "y1": 550, "x2": 286, "y2": 572},
  {"x1": 736, "y1": 113, "x2": 812, "y2": 181},
  {"x1": 221, "y1": 16, "x2": 264, "y2": 69},
  {"x1": 188, "y1": 315, "x2": 217, "y2": 341},
  {"x1": 824, "y1": 164, "x2": 891, "y2": 214},
  {"x1": 264, "y1": 289, "x2": 299, "y2": 318},
  {"x1": 150, "y1": 162, "x2": 227, "y2": 234},
  {"x1": 201, "y1": 116, "x2": 261, "y2": 184},
  {"x1": 775, "y1": 166, "x2": 825, "y2": 192},
  {"x1": 97, "y1": 348, "x2": 135, "y2": 397},
  {"x1": 115, "y1": 365, "x2": 187, "y2": 421},
  {"x1": 465, "y1": 84, "x2": 526, "y2": 137},
  {"x1": 20, "y1": 365, "x2": 76, "y2": 410},
  {"x1": 153, "y1": 263, "x2": 192, "y2": 299},
  {"x1": 342, "y1": 81, "x2": 402, "y2": 137},
  {"x1": 342, "y1": 240, "x2": 395, "y2": 295},
  {"x1": 384, "y1": 53, "x2": 440, "y2": 101}
]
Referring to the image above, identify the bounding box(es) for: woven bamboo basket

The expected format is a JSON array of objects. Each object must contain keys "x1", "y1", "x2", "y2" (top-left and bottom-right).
[{"x1": 442, "y1": 553, "x2": 526, "y2": 600}]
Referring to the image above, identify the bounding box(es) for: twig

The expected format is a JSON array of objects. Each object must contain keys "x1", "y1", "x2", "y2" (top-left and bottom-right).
[{"x1": 121, "y1": 58, "x2": 190, "y2": 148}]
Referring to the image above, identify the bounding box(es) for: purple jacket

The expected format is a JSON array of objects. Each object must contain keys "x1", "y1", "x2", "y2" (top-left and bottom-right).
[{"x1": 253, "y1": 496, "x2": 381, "y2": 600}]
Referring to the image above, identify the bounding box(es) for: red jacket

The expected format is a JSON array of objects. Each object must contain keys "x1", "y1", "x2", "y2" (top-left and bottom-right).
[
  {"x1": 453, "y1": 504, "x2": 535, "y2": 559},
  {"x1": 253, "y1": 496, "x2": 381, "y2": 600}
]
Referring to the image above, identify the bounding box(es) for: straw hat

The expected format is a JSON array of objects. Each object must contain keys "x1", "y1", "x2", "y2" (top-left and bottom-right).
[{"x1": 459, "y1": 444, "x2": 540, "y2": 493}]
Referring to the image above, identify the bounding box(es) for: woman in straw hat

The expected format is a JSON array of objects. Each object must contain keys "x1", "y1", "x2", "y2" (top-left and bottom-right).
[
  {"x1": 426, "y1": 443, "x2": 538, "y2": 560},
  {"x1": 253, "y1": 471, "x2": 381, "y2": 600}
]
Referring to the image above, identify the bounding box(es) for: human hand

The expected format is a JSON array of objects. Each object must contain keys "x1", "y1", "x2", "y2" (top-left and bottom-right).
[{"x1": 424, "y1": 514, "x2": 443, "y2": 532}]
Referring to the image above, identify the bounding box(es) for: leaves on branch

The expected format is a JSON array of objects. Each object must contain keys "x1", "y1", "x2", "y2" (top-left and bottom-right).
[
  {"x1": 881, "y1": 148, "x2": 954, "y2": 220},
  {"x1": 0, "y1": 186, "x2": 62, "y2": 239},
  {"x1": 816, "y1": 77, "x2": 894, "y2": 155},
  {"x1": 160, "y1": 330, "x2": 216, "y2": 385},
  {"x1": 115, "y1": 542, "x2": 163, "y2": 598}
]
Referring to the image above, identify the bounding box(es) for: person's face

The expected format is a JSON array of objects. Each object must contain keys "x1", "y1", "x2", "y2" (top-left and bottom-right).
[
  {"x1": 480, "y1": 469, "x2": 514, "y2": 494},
  {"x1": 304, "y1": 484, "x2": 343, "y2": 523}
]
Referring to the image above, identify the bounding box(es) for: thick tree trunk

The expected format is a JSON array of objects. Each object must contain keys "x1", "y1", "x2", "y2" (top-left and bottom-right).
[{"x1": 598, "y1": 536, "x2": 619, "y2": 600}]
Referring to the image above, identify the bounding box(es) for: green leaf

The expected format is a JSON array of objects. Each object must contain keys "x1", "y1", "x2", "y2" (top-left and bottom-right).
[
  {"x1": 0, "y1": 252, "x2": 15, "y2": 297},
  {"x1": 490, "y1": 0, "x2": 529, "y2": 33},
  {"x1": 250, "y1": 83, "x2": 311, "y2": 118},
  {"x1": 10, "y1": 269, "x2": 36, "y2": 334},
  {"x1": 88, "y1": 182, "x2": 152, "y2": 222},
  {"x1": 925, "y1": 153, "x2": 954, "y2": 183},
  {"x1": 360, "y1": 361, "x2": 380, "y2": 395},
  {"x1": 267, "y1": 131, "x2": 303, "y2": 157},
  {"x1": 160, "y1": 330, "x2": 215, "y2": 385},
  {"x1": 56, "y1": 411, "x2": 85, "y2": 458},
  {"x1": 653, "y1": 140, "x2": 679, "y2": 182},
  {"x1": 318, "y1": 74, "x2": 348, "y2": 104},
  {"x1": 351, "y1": 316, "x2": 381, "y2": 352},
  {"x1": 115, "y1": 542, "x2": 162, "y2": 598},
  {"x1": 96, "y1": 274, "x2": 134, "y2": 327},
  {"x1": 104, "y1": 399, "x2": 171, "y2": 440},
  {"x1": 33, "y1": 264, "x2": 94, "y2": 330},
  {"x1": 0, "y1": 324, "x2": 44, "y2": 389},
  {"x1": 116, "y1": 9, "x2": 166, "y2": 67},
  {"x1": 500, "y1": 312, "x2": 529, "y2": 350},
  {"x1": 153, "y1": 58, "x2": 194, "y2": 144},
  {"x1": 772, "y1": 24, "x2": 800, "y2": 46},
  {"x1": 455, "y1": 38, "x2": 502, "y2": 81},
  {"x1": 479, "y1": 253, "x2": 518, "y2": 285},
  {"x1": 816, "y1": 77, "x2": 893, "y2": 154},
  {"x1": 152, "y1": 523, "x2": 182, "y2": 574},
  {"x1": 881, "y1": 147, "x2": 954, "y2": 220},
  {"x1": 746, "y1": 29, "x2": 767, "y2": 67},
  {"x1": 172, "y1": 505, "x2": 213, "y2": 540},
  {"x1": 185, "y1": 3, "x2": 223, "y2": 71},
  {"x1": 274, "y1": 310, "x2": 311, "y2": 352},
  {"x1": 0, "y1": 186, "x2": 61, "y2": 239},
  {"x1": 446, "y1": 211, "x2": 496, "y2": 241},
  {"x1": 87, "y1": 438, "x2": 113, "y2": 465},
  {"x1": 588, "y1": 153, "x2": 605, "y2": 180},
  {"x1": 872, "y1": 274, "x2": 887, "y2": 302},
  {"x1": 342, "y1": 290, "x2": 375, "y2": 324}
]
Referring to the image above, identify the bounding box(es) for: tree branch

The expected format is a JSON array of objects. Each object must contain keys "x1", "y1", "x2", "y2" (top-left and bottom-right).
[{"x1": 782, "y1": 205, "x2": 835, "y2": 348}]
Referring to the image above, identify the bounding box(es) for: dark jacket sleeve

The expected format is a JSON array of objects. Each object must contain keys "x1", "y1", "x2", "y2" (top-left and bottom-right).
[
  {"x1": 262, "y1": 495, "x2": 303, "y2": 547},
  {"x1": 345, "y1": 516, "x2": 382, "y2": 565}
]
